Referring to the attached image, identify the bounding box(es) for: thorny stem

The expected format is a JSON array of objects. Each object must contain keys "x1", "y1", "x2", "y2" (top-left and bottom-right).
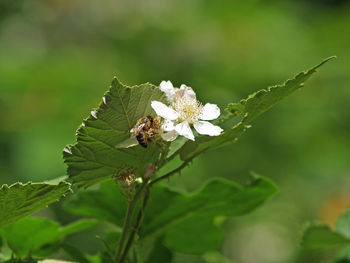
[
  {"x1": 116, "y1": 154, "x2": 200, "y2": 262},
  {"x1": 119, "y1": 188, "x2": 150, "y2": 263},
  {"x1": 114, "y1": 183, "x2": 147, "y2": 262}
]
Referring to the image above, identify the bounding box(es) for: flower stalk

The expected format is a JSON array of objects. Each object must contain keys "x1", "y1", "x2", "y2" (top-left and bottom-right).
[
  {"x1": 114, "y1": 182, "x2": 147, "y2": 262},
  {"x1": 115, "y1": 81, "x2": 224, "y2": 262},
  {"x1": 119, "y1": 188, "x2": 150, "y2": 263},
  {"x1": 115, "y1": 156, "x2": 195, "y2": 262}
]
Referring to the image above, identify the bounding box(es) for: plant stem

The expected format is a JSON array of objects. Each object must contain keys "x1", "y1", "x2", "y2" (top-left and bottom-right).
[
  {"x1": 114, "y1": 183, "x2": 147, "y2": 262},
  {"x1": 114, "y1": 201, "x2": 135, "y2": 262},
  {"x1": 116, "y1": 152, "x2": 200, "y2": 261},
  {"x1": 119, "y1": 188, "x2": 150, "y2": 263}
]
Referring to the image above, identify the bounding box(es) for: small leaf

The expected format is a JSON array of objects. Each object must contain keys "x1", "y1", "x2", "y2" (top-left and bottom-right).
[
  {"x1": 63, "y1": 77, "x2": 169, "y2": 188},
  {"x1": 299, "y1": 210, "x2": 350, "y2": 263},
  {"x1": 301, "y1": 225, "x2": 349, "y2": 250},
  {"x1": 337, "y1": 209, "x2": 350, "y2": 239},
  {"x1": 0, "y1": 217, "x2": 99, "y2": 259},
  {"x1": 141, "y1": 176, "x2": 278, "y2": 253},
  {"x1": 0, "y1": 181, "x2": 71, "y2": 228},
  {"x1": 180, "y1": 57, "x2": 336, "y2": 161},
  {"x1": 333, "y1": 209, "x2": 350, "y2": 262},
  {"x1": 0, "y1": 217, "x2": 60, "y2": 258}
]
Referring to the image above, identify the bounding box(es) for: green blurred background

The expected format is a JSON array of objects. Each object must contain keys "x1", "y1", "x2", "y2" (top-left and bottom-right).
[{"x1": 1, "y1": 0, "x2": 349, "y2": 262}]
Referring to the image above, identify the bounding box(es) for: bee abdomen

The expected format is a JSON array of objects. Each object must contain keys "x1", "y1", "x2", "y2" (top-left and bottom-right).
[{"x1": 136, "y1": 133, "x2": 147, "y2": 148}]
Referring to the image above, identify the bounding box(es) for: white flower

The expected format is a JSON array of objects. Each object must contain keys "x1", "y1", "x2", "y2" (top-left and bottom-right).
[{"x1": 152, "y1": 81, "x2": 223, "y2": 141}]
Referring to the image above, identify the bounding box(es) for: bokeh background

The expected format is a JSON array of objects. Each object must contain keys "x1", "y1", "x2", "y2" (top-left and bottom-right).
[{"x1": 1, "y1": 0, "x2": 350, "y2": 262}]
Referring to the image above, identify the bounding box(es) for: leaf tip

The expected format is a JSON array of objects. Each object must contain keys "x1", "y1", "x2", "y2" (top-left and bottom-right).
[
  {"x1": 318, "y1": 56, "x2": 337, "y2": 67},
  {"x1": 327, "y1": 55, "x2": 337, "y2": 60},
  {"x1": 111, "y1": 76, "x2": 123, "y2": 87}
]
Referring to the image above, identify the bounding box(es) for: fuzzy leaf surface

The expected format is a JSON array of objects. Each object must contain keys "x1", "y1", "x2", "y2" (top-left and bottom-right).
[
  {"x1": 0, "y1": 181, "x2": 71, "y2": 228},
  {"x1": 141, "y1": 176, "x2": 278, "y2": 253},
  {"x1": 63, "y1": 77, "x2": 168, "y2": 188},
  {"x1": 180, "y1": 57, "x2": 335, "y2": 161}
]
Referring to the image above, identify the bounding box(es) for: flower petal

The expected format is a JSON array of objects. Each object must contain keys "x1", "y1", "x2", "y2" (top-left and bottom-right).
[
  {"x1": 151, "y1": 101, "x2": 178, "y2": 120},
  {"x1": 160, "y1": 80, "x2": 177, "y2": 102},
  {"x1": 199, "y1": 103, "x2": 220, "y2": 120},
  {"x1": 161, "y1": 130, "x2": 178, "y2": 142},
  {"x1": 194, "y1": 121, "x2": 223, "y2": 136},
  {"x1": 162, "y1": 119, "x2": 175, "y2": 132},
  {"x1": 175, "y1": 121, "x2": 195, "y2": 141},
  {"x1": 179, "y1": 84, "x2": 196, "y2": 100}
]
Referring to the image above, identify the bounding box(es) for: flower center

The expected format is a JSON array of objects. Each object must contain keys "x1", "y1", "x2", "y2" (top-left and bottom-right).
[{"x1": 173, "y1": 96, "x2": 202, "y2": 124}]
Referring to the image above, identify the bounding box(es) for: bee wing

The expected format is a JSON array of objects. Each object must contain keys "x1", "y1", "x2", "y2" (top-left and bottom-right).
[{"x1": 116, "y1": 137, "x2": 139, "y2": 148}]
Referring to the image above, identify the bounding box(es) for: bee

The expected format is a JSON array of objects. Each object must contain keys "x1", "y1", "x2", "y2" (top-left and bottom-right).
[
  {"x1": 116, "y1": 116, "x2": 162, "y2": 148},
  {"x1": 133, "y1": 116, "x2": 162, "y2": 147}
]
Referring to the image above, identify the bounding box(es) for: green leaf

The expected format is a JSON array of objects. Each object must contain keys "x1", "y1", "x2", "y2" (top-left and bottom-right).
[
  {"x1": 337, "y1": 209, "x2": 350, "y2": 239},
  {"x1": 63, "y1": 182, "x2": 127, "y2": 226},
  {"x1": 299, "y1": 209, "x2": 350, "y2": 262},
  {"x1": 179, "y1": 57, "x2": 336, "y2": 161},
  {"x1": 0, "y1": 217, "x2": 99, "y2": 259},
  {"x1": 63, "y1": 77, "x2": 169, "y2": 188},
  {"x1": 333, "y1": 210, "x2": 350, "y2": 262},
  {"x1": 0, "y1": 181, "x2": 71, "y2": 228},
  {"x1": 0, "y1": 217, "x2": 60, "y2": 258},
  {"x1": 301, "y1": 225, "x2": 349, "y2": 250},
  {"x1": 63, "y1": 177, "x2": 276, "y2": 254},
  {"x1": 141, "y1": 176, "x2": 278, "y2": 254}
]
